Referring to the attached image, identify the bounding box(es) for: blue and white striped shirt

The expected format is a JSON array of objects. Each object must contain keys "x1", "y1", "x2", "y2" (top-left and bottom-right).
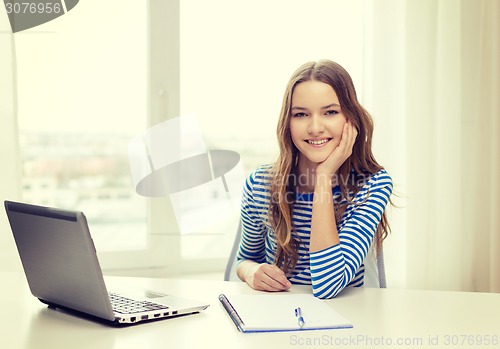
[{"x1": 236, "y1": 164, "x2": 393, "y2": 299}]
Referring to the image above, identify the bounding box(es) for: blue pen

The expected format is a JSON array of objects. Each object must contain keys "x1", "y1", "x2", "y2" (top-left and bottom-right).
[{"x1": 295, "y1": 307, "x2": 305, "y2": 327}]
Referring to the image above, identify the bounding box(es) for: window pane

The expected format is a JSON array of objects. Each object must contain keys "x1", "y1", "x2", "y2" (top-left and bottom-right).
[{"x1": 16, "y1": 1, "x2": 148, "y2": 253}]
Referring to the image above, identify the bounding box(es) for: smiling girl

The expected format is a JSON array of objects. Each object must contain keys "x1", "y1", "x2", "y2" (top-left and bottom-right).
[{"x1": 236, "y1": 60, "x2": 393, "y2": 299}]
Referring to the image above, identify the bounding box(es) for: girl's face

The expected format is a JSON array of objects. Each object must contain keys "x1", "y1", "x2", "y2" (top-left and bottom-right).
[{"x1": 289, "y1": 80, "x2": 347, "y2": 171}]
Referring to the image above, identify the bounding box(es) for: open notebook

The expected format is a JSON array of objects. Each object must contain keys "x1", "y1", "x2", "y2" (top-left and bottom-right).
[{"x1": 219, "y1": 293, "x2": 352, "y2": 333}]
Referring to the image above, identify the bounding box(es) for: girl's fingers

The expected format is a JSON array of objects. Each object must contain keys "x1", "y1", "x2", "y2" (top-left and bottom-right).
[
  {"x1": 259, "y1": 276, "x2": 287, "y2": 291},
  {"x1": 255, "y1": 264, "x2": 291, "y2": 291},
  {"x1": 348, "y1": 124, "x2": 357, "y2": 151},
  {"x1": 339, "y1": 122, "x2": 354, "y2": 156},
  {"x1": 343, "y1": 123, "x2": 350, "y2": 147},
  {"x1": 336, "y1": 123, "x2": 349, "y2": 154}
]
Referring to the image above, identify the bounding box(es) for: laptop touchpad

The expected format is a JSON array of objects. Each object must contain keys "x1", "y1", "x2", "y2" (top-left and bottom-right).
[{"x1": 143, "y1": 290, "x2": 168, "y2": 299}]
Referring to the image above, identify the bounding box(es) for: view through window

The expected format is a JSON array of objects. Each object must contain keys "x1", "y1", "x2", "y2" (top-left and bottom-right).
[{"x1": 16, "y1": 2, "x2": 148, "y2": 253}]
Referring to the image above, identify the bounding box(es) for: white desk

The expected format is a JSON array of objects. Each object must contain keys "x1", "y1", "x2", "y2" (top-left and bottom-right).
[{"x1": 2, "y1": 272, "x2": 499, "y2": 349}]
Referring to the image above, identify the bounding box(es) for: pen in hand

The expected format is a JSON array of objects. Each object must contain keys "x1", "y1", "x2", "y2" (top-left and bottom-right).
[{"x1": 295, "y1": 307, "x2": 305, "y2": 327}]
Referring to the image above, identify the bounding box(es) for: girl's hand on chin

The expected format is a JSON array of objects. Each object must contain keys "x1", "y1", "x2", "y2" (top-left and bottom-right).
[{"x1": 316, "y1": 121, "x2": 358, "y2": 177}]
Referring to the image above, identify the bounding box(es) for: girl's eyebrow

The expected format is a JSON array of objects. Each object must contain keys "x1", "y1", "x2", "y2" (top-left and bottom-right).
[
  {"x1": 291, "y1": 103, "x2": 340, "y2": 110},
  {"x1": 321, "y1": 103, "x2": 340, "y2": 109}
]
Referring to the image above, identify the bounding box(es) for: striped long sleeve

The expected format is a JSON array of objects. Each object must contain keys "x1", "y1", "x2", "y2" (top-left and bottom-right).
[{"x1": 236, "y1": 164, "x2": 393, "y2": 299}]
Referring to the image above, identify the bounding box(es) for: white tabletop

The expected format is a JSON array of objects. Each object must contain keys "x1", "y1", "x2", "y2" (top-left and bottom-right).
[{"x1": 2, "y1": 272, "x2": 499, "y2": 349}]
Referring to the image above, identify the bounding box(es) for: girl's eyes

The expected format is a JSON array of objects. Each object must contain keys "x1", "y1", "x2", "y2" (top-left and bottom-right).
[
  {"x1": 291, "y1": 110, "x2": 340, "y2": 118},
  {"x1": 325, "y1": 110, "x2": 339, "y2": 116}
]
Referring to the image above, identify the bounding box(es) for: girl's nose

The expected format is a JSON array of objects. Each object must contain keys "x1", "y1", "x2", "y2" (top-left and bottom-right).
[{"x1": 307, "y1": 115, "x2": 325, "y2": 135}]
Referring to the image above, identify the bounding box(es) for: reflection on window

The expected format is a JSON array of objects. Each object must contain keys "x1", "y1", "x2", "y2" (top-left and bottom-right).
[{"x1": 19, "y1": 131, "x2": 147, "y2": 252}]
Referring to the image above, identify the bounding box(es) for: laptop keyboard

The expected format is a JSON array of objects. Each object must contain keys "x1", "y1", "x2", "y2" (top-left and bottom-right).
[{"x1": 109, "y1": 292, "x2": 170, "y2": 314}]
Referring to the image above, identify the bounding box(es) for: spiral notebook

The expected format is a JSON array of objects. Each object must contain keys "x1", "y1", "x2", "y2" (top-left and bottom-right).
[{"x1": 218, "y1": 293, "x2": 352, "y2": 333}]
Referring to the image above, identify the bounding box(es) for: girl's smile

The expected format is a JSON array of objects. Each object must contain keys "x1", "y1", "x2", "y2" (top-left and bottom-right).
[{"x1": 305, "y1": 137, "x2": 332, "y2": 146}]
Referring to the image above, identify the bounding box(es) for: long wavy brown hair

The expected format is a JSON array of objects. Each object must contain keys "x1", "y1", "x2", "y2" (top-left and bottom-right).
[{"x1": 269, "y1": 60, "x2": 391, "y2": 275}]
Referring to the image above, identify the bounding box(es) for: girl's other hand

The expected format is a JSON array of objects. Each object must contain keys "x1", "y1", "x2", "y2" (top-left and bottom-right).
[{"x1": 241, "y1": 261, "x2": 291, "y2": 292}]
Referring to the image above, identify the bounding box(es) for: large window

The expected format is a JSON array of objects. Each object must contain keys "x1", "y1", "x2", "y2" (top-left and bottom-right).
[{"x1": 16, "y1": 2, "x2": 150, "y2": 264}]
